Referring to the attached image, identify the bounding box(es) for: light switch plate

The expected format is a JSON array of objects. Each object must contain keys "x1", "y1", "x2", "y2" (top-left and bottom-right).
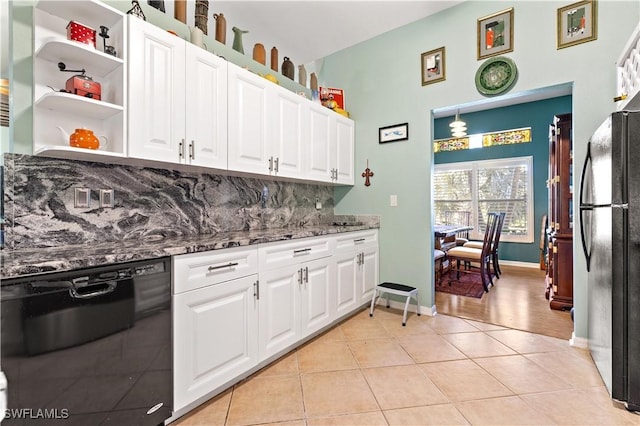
[
  {"x1": 99, "y1": 189, "x2": 115, "y2": 208},
  {"x1": 390, "y1": 195, "x2": 398, "y2": 207},
  {"x1": 74, "y1": 188, "x2": 90, "y2": 208}
]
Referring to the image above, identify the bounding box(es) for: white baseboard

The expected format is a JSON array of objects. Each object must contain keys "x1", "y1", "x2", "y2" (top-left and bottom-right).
[
  {"x1": 499, "y1": 260, "x2": 540, "y2": 269},
  {"x1": 570, "y1": 332, "x2": 589, "y2": 349}
]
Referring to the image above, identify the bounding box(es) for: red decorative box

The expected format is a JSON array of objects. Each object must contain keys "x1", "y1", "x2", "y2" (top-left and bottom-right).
[{"x1": 66, "y1": 21, "x2": 96, "y2": 48}]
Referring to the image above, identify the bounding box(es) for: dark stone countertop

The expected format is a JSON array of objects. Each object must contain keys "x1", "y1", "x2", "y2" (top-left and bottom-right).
[{"x1": 0, "y1": 221, "x2": 379, "y2": 280}]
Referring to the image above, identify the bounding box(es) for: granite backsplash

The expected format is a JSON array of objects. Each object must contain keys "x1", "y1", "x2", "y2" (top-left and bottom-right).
[{"x1": 2, "y1": 154, "x2": 338, "y2": 250}]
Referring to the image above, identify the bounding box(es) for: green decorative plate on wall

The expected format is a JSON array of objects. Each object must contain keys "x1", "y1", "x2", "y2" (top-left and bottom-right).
[{"x1": 475, "y1": 56, "x2": 518, "y2": 96}]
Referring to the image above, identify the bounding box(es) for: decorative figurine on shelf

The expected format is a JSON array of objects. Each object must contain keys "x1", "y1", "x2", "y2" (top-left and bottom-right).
[
  {"x1": 147, "y1": 0, "x2": 165, "y2": 12},
  {"x1": 194, "y1": 0, "x2": 209, "y2": 35},
  {"x1": 362, "y1": 160, "x2": 374, "y2": 187},
  {"x1": 99, "y1": 26, "x2": 117, "y2": 57},
  {"x1": 127, "y1": 0, "x2": 146, "y2": 20},
  {"x1": 232, "y1": 27, "x2": 248, "y2": 54},
  {"x1": 214, "y1": 13, "x2": 226, "y2": 44}
]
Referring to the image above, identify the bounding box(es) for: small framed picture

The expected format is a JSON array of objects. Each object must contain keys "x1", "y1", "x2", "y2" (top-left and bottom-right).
[
  {"x1": 477, "y1": 8, "x2": 514, "y2": 60},
  {"x1": 557, "y1": 0, "x2": 597, "y2": 49},
  {"x1": 421, "y1": 46, "x2": 446, "y2": 86},
  {"x1": 379, "y1": 123, "x2": 409, "y2": 144}
]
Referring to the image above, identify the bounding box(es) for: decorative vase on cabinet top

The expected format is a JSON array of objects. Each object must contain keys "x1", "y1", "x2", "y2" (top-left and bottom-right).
[
  {"x1": 232, "y1": 27, "x2": 248, "y2": 54},
  {"x1": 270, "y1": 46, "x2": 278, "y2": 72},
  {"x1": 298, "y1": 64, "x2": 307, "y2": 87},
  {"x1": 253, "y1": 43, "x2": 266, "y2": 65},
  {"x1": 213, "y1": 13, "x2": 226, "y2": 44},
  {"x1": 281, "y1": 57, "x2": 294, "y2": 80}
]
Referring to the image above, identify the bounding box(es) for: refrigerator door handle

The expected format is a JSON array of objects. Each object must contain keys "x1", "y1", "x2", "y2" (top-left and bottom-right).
[
  {"x1": 580, "y1": 141, "x2": 592, "y2": 207},
  {"x1": 580, "y1": 206, "x2": 592, "y2": 272}
]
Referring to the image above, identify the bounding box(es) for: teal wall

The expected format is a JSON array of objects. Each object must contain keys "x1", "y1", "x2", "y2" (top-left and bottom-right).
[
  {"x1": 321, "y1": 1, "x2": 639, "y2": 340},
  {"x1": 433, "y1": 95, "x2": 573, "y2": 264}
]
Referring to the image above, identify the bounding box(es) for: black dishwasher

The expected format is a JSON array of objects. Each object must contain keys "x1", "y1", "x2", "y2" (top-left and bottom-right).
[{"x1": 1, "y1": 257, "x2": 172, "y2": 425}]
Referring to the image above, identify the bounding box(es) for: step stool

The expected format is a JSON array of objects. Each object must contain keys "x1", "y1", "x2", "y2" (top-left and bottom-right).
[{"x1": 369, "y1": 282, "x2": 420, "y2": 326}]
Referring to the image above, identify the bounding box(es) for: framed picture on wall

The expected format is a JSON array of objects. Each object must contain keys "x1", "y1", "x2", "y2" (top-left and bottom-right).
[
  {"x1": 379, "y1": 123, "x2": 409, "y2": 143},
  {"x1": 557, "y1": 0, "x2": 597, "y2": 49},
  {"x1": 477, "y1": 8, "x2": 514, "y2": 60},
  {"x1": 421, "y1": 46, "x2": 446, "y2": 86}
]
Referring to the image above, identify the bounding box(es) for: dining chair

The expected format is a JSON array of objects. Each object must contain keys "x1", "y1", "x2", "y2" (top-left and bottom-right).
[
  {"x1": 445, "y1": 212, "x2": 498, "y2": 292},
  {"x1": 463, "y1": 212, "x2": 505, "y2": 278}
]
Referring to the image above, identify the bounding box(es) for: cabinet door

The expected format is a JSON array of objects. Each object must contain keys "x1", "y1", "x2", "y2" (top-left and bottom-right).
[
  {"x1": 173, "y1": 275, "x2": 258, "y2": 411},
  {"x1": 185, "y1": 44, "x2": 228, "y2": 169},
  {"x1": 333, "y1": 251, "x2": 359, "y2": 318},
  {"x1": 306, "y1": 103, "x2": 333, "y2": 183},
  {"x1": 258, "y1": 265, "x2": 301, "y2": 360},
  {"x1": 334, "y1": 116, "x2": 355, "y2": 185},
  {"x1": 358, "y1": 245, "x2": 379, "y2": 304},
  {"x1": 128, "y1": 18, "x2": 185, "y2": 163},
  {"x1": 271, "y1": 87, "x2": 306, "y2": 178},
  {"x1": 227, "y1": 63, "x2": 270, "y2": 175},
  {"x1": 300, "y1": 257, "x2": 335, "y2": 338}
]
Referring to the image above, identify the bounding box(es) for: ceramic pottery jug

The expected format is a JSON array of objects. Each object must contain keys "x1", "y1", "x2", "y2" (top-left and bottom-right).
[
  {"x1": 281, "y1": 57, "x2": 294, "y2": 80},
  {"x1": 310, "y1": 72, "x2": 318, "y2": 91},
  {"x1": 253, "y1": 43, "x2": 266, "y2": 65},
  {"x1": 232, "y1": 27, "x2": 248, "y2": 54},
  {"x1": 298, "y1": 64, "x2": 307, "y2": 87},
  {"x1": 270, "y1": 46, "x2": 278, "y2": 72},
  {"x1": 213, "y1": 13, "x2": 226, "y2": 44}
]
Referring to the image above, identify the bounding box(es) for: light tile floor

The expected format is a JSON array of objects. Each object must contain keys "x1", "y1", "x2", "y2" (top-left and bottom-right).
[{"x1": 175, "y1": 308, "x2": 640, "y2": 426}]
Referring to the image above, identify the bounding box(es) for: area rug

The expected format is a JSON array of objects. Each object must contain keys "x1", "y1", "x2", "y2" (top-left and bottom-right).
[{"x1": 436, "y1": 271, "x2": 486, "y2": 298}]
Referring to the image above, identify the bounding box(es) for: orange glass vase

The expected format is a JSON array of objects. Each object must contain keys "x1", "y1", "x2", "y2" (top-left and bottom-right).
[{"x1": 69, "y1": 128, "x2": 100, "y2": 150}]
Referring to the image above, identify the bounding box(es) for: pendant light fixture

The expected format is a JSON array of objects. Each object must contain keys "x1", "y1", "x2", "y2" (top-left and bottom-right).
[{"x1": 449, "y1": 110, "x2": 467, "y2": 138}]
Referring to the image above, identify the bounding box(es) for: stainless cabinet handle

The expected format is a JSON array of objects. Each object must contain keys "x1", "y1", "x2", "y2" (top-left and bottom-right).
[
  {"x1": 274, "y1": 157, "x2": 279, "y2": 173},
  {"x1": 293, "y1": 248, "x2": 312, "y2": 254},
  {"x1": 189, "y1": 140, "x2": 195, "y2": 160},
  {"x1": 354, "y1": 238, "x2": 365, "y2": 243},
  {"x1": 298, "y1": 268, "x2": 303, "y2": 285},
  {"x1": 208, "y1": 262, "x2": 239, "y2": 271},
  {"x1": 304, "y1": 266, "x2": 309, "y2": 283},
  {"x1": 254, "y1": 280, "x2": 260, "y2": 299},
  {"x1": 179, "y1": 139, "x2": 185, "y2": 159},
  {"x1": 268, "y1": 156, "x2": 273, "y2": 172}
]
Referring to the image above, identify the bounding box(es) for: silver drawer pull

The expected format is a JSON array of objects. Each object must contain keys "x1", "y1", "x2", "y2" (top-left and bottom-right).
[
  {"x1": 208, "y1": 262, "x2": 239, "y2": 271},
  {"x1": 293, "y1": 248, "x2": 312, "y2": 254},
  {"x1": 354, "y1": 238, "x2": 366, "y2": 243}
]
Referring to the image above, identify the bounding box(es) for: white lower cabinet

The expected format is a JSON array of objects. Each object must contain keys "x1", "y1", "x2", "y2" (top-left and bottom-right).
[
  {"x1": 172, "y1": 230, "x2": 377, "y2": 414},
  {"x1": 173, "y1": 274, "x2": 258, "y2": 411},
  {"x1": 258, "y1": 256, "x2": 335, "y2": 360}
]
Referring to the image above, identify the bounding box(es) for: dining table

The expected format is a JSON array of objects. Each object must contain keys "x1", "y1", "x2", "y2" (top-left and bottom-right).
[{"x1": 434, "y1": 224, "x2": 474, "y2": 250}]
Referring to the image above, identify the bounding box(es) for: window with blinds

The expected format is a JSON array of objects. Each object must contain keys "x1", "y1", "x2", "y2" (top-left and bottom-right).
[{"x1": 434, "y1": 156, "x2": 534, "y2": 243}]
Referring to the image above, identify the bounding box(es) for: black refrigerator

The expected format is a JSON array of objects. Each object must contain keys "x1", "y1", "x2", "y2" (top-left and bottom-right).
[{"x1": 580, "y1": 109, "x2": 640, "y2": 411}]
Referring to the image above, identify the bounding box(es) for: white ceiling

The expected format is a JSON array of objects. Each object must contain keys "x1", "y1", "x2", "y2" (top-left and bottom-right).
[{"x1": 212, "y1": 1, "x2": 463, "y2": 66}]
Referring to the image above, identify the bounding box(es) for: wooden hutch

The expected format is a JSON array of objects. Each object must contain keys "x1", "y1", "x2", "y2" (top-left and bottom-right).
[{"x1": 545, "y1": 113, "x2": 574, "y2": 310}]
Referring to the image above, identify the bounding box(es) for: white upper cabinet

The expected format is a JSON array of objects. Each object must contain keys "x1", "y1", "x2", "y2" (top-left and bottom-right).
[
  {"x1": 227, "y1": 63, "x2": 271, "y2": 175},
  {"x1": 128, "y1": 17, "x2": 227, "y2": 169},
  {"x1": 185, "y1": 43, "x2": 228, "y2": 168},
  {"x1": 306, "y1": 102, "x2": 354, "y2": 184},
  {"x1": 227, "y1": 63, "x2": 306, "y2": 178},
  {"x1": 33, "y1": 0, "x2": 126, "y2": 159},
  {"x1": 128, "y1": 17, "x2": 185, "y2": 163}
]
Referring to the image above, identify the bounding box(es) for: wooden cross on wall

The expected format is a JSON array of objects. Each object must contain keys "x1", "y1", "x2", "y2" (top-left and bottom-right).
[{"x1": 362, "y1": 160, "x2": 374, "y2": 187}]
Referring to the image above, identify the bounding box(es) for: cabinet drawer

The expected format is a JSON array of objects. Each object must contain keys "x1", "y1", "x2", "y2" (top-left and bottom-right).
[
  {"x1": 258, "y1": 236, "x2": 333, "y2": 271},
  {"x1": 173, "y1": 246, "x2": 258, "y2": 294},
  {"x1": 334, "y1": 230, "x2": 378, "y2": 251}
]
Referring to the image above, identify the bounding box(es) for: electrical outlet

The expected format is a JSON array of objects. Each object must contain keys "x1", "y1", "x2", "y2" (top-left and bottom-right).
[
  {"x1": 390, "y1": 195, "x2": 398, "y2": 207},
  {"x1": 99, "y1": 189, "x2": 115, "y2": 208},
  {"x1": 74, "y1": 188, "x2": 90, "y2": 208}
]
